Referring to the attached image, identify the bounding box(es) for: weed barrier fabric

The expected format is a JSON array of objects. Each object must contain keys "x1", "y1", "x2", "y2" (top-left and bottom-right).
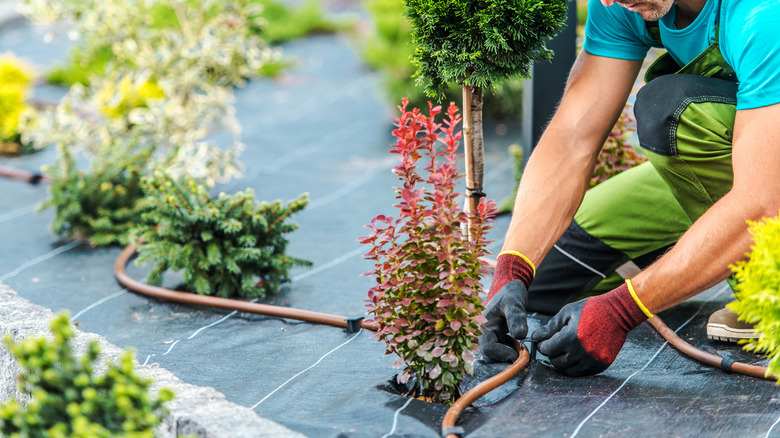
[{"x1": 2, "y1": 18, "x2": 780, "y2": 438}]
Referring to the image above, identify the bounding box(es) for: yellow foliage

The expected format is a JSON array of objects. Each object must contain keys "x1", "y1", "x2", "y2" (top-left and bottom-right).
[
  {"x1": 0, "y1": 54, "x2": 33, "y2": 141},
  {"x1": 0, "y1": 53, "x2": 32, "y2": 87},
  {"x1": 95, "y1": 75, "x2": 164, "y2": 119}
]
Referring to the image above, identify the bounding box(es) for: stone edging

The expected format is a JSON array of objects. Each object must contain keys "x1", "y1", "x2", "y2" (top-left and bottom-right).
[{"x1": 0, "y1": 283, "x2": 305, "y2": 438}]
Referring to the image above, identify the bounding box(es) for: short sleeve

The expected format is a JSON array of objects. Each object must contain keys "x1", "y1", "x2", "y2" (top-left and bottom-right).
[
  {"x1": 721, "y1": 2, "x2": 780, "y2": 110},
  {"x1": 583, "y1": 0, "x2": 652, "y2": 60}
]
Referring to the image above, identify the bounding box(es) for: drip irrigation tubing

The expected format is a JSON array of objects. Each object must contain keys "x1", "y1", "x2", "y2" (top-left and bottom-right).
[
  {"x1": 441, "y1": 339, "x2": 530, "y2": 438},
  {"x1": 114, "y1": 243, "x2": 379, "y2": 331},
  {"x1": 647, "y1": 316, "x2": 778, "y2": 381}
]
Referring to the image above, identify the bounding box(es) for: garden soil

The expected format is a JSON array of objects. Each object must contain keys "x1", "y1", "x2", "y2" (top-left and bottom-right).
[{"x1": 1, "y1": 10, "x2": 778, "y2": 438}]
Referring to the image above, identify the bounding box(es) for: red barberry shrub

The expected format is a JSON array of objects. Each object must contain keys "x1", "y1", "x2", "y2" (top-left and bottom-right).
[{"x1": 360, "y1": 99, "x2": 497, "y2": 404}]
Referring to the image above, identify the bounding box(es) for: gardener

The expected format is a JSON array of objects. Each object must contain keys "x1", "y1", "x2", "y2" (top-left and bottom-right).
[{"x1": 480, "y1": 0, "x2": 780, "y2": 376}]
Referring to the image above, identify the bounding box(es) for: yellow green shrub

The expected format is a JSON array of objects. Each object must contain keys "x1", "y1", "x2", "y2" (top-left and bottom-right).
[{"x1": 729, "y1": 213, "x2": 780, "y2": 378}]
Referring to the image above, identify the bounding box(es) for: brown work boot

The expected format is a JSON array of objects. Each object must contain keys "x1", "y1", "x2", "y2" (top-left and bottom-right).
[{"x1": 706, "y1": 306, "x2": 759, "y2": 343}]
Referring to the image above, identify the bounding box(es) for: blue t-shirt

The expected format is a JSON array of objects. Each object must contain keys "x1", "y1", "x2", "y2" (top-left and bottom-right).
[{"x1": 583, "y1": 0, "x2": 780, "y2": 110}]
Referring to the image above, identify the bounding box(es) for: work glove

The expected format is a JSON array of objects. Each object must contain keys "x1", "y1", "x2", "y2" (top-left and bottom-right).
[
  {"x1": 531, "y1": 280, "x2": 653, "y2": 376},
  {"x1": 479, "y1": 252, "x2": 535, "y2": 363}
]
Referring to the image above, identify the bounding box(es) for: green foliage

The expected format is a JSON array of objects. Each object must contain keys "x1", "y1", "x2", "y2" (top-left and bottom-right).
[
  {"x1": 590, "y1": 105, "x2": 646, "y2": 188},
  {"x1": 46, "y1": 45, "x2": 114, "y2": 87},
  {"x1": 40, "y1": 142, "x2": 152, "y2": 246},
  {"x1": 729, "y1": 215, "x2": 780, "y2": 379},
  {"x1": 133, "y1": 173, "x2": 311, "y2": 299},
  {"x1": 404, "y1": 0, "x2": 568, "y2": 99},
  {"x1": 0, "y1": 54, "x2": 33, "y2": 150},
  {"x1": 360, "y1": 0, "x2": 524, "y2": 120},
  {"x1": 0, "y1": 313, "x2": 174, "y2": 438},
  {"x1": 497, "y1": 143, "x2": 524, "y2": 214},
  {"x1": 361, "y1": 101, "x2": 496, "y2": 404},
  {"x1": 259, "y1": 0, "x2": 349, "y2": 44}
]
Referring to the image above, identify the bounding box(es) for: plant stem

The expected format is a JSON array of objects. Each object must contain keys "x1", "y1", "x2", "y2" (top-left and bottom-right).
[{"x1": 462, "y1": 85, "x2": 484, "y2": 241}]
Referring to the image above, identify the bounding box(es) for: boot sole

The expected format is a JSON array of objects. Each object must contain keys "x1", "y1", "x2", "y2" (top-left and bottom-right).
[{"x1": 706, "y1": 323, "x2": 759, "y2": 343}]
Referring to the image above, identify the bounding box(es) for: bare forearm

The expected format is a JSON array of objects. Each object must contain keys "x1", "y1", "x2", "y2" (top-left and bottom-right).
[
  {"x1": 498, "y1": 52, "x2": 641, "y2": 267},
  {"x1": 632, "y1": 190, "x2": 760, "y2": 313}
]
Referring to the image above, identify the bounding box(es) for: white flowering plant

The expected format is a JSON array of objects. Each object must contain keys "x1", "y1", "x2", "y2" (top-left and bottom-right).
[{"x1": 17, "y1": 0, "x2": 283, "y2": 244}]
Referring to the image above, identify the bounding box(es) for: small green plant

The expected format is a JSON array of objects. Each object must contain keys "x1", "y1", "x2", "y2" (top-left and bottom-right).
[
  {"x1": 40, "y1": 141, "x2": 152, "y2": 246},
  {"x1": 0, "y1": 313, "x2": 173, "y2": 438},
  {"x1": 361, "y1": 100, "x2": 496, "y2": 404},
  {"x1": 0, "y1": 53, "x2": 34, "y2": 154},
  {"x1": 590, "y1": 105, "x2": 646, "y2": 188},
  {"x1": 132, "y1": 173, "x2": 311, "y2": 298},
  {"x1": 729, "y1": 214, "x2": 780, "y2": 378}
]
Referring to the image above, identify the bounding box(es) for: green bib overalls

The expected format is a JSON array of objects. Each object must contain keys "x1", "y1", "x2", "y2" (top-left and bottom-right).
[{"x1": 526, "y1": 4, "x2": 739, "y2": 314}]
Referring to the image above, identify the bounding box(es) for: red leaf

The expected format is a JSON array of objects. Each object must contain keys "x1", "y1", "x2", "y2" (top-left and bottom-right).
[{"x1": 437, "y1": 299, "x2": 452, "y2": 307}]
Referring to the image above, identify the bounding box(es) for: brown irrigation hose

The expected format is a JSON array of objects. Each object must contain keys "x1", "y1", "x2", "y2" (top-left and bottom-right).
[
  {"x1": 0, "y1": 165, "x2": 48, "y2": 185},
  {"x1": 114, "y1": 243, "x2": 378, "y2": 331},
  {"x1": 442, "y1": 339, "x2": 530, "y2": 438},
  {"x1": 648, "y1": 316, "x2": 778, "y2": 381}
]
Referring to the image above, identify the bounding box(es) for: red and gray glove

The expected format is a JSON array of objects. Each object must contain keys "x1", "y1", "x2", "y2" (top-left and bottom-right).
[
  {"x1": 531, "y1": 280, "x2": 653, "y2": 376},
  {"x1": 479, "y1": 252, "x2": 535, "y2": 363}
]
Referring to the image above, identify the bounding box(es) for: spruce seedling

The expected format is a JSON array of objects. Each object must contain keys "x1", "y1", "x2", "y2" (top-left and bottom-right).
[
  {"x1": 361, "y1": 100, "x2": 497, "y2": 404},
  {"x1": 40, "y1": 141, "x2": 152, "y2": 246},
  {"x1": 133, "y1": 173, "x2": 311, "y2": 298}
]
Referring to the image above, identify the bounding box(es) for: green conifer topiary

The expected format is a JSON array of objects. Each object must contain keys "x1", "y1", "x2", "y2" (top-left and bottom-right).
[
  {"x1": 132, "y1": 173, "x2": 311, "y2": 298},
  {"x1": 405, "y1": 0, "x2": 568, "y2": 99},
  {"x1": 40, "y1": 142, "x2": 152, "y2": 246},
  {"x1": 729, "y1": 214, "x2": 780, "y2": 378},
  {"x1": 0, "y1": 313, "x2": 173, "y2": 438},
  {"x1": 404, "y1": 0, "x2": 567, "y2": 220}
]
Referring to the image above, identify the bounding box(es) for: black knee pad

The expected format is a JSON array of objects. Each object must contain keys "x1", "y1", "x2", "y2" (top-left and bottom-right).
[{"x1": 634, "y1": 74, "x2": 737, "y2": 157}]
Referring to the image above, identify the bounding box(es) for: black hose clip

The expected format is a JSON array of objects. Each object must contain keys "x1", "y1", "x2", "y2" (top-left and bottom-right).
[
  {"x1": 29, "y1": 173, "x2": 44, "y2": 185},
  {"x1": 521, "y1": 338, "x2": 539, "y2": 362},
  {"x1": 442, "y1": 426, "x2": 465, "y2": 437},
  {"x1": 720, "y1": 356, "x2": 736, "y2": 374},
  {"x1": 345, "y1": 317, "x2": 363, "y2": 334},
  {"x1": 465, "y1": 187, "x2": 486, "y2": 200}
]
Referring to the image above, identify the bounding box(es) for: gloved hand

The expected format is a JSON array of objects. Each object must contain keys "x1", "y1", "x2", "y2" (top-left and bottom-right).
[
  {"x1": 531, "y1": 280, "x2": 652, "y2": 376},
  {"x1": 479, "y1": 252, "x2": 535, "y2": 363}
]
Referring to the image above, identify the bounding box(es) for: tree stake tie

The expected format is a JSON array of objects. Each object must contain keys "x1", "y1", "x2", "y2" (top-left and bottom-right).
[{"x1": 465, "y1": 187, "x2": 486, "y2": 200}]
